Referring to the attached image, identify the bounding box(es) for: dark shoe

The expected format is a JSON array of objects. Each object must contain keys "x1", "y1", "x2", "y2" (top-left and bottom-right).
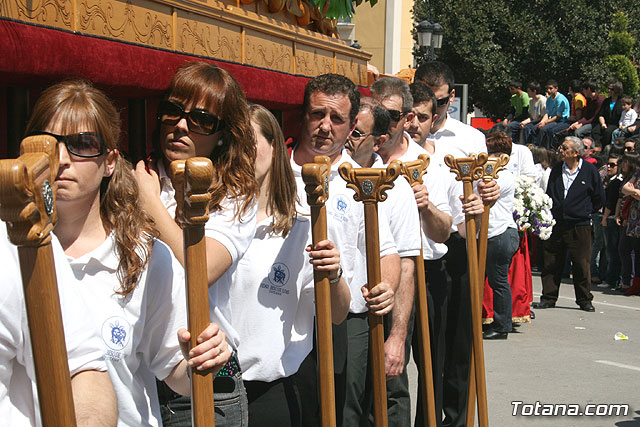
[
  {"x1": 530, "y1": 309, "x2": 535, "y2": 319},
  {"x1": 533, "y1": 301, "x2": 555, "y2": 309},
  {"x1": 591, "y1": 276, "x2": 602, "y2": 284},
  {"x1": 579, "y1": 302, "x2": 595, "y2": 312},
  {"x1": 483, "y1": 330, "x2": 508, "y2": 340}
]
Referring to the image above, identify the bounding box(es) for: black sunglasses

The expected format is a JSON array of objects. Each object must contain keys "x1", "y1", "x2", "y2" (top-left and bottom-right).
[
  {"x1": 436, "y1": 94, "x2": 451, "y2": 107},
  {"x1": 387, "y1": 109, "x2": 406, "y2": 122},
  {"x1": 27, "y1": 131, "x2": 105, "y2": 158},
  {"x1": 158, "y1": 100, "x2": 224, "y2": 135},
  {"x1": 607, "y1": 162, "x2": 618, "y2": 167},
  {"x1": 625, "y1": 146, "x2": 634, "y2": 152},
  {"x1": 350, "y1": 128, "x2": 370, "y2": 139}
]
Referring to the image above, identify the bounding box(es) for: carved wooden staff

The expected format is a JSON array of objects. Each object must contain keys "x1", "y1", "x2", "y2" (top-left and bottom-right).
[
  {"x1": 0, "y1": 135, "x2": 77, "y2": 427},
  {"x1": 444, "y1": 153, "x2": 489, "y2": 427},
  {"x1": 465, "y1": 153, "x2": 510, "y2": 427},
  {"x1": 399, "y1": 154, "x2": 436, "y2": 427},
  {"x1": 301, "y1": 155, "x2": 337, "y2": 427},
  {"x1": 339, "y1": 160, "x2": 401, "y2": 427},
  {"x1": 171, "y1": 157, "x2": 216, "y2": 427}
]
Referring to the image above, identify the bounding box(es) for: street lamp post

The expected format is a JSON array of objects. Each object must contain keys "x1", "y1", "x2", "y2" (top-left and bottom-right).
[{"x1": 416, "y1": 19, "x2": 444, "y2": 62}]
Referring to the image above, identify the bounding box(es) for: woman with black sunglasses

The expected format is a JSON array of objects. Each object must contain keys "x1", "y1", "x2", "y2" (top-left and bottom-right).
[
  {"x1": 134, "y1": 61, "x2": 259, "y2": 427},
  {"x1": 24, "y1": 80, "x2": 230, "y2": 426}
]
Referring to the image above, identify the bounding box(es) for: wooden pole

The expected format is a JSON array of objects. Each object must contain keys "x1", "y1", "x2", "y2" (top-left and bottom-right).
[
  {"x1": 444, "y1": 153, "x2": 489, "y2": 427},
  {"x1": 464, "y1": 153, "x2": 509, "y2": 427},
  {"x1": 399, "y1": 155, "x2": 437, "y2": 427},
  {"x1": 339, "y1": 160, "x2": 401, "y2": 427},
  {"x1": 301, "y1": 155, "x2": 337, "y2": 427},
  {"x1": 170, "y1": 157, "x2": 216, "y2": 427},
  {"x1": 0, "y1": 135, "x2": 77, "y2": 427}
]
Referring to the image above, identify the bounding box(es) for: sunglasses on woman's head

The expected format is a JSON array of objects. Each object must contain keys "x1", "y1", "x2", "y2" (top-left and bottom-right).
[
  {"x1": 158, "y1": 100, "x2": 225, "y2": 135},
  {"x1": 27, "y1": 131, "x2": 105, "y2": 158}
]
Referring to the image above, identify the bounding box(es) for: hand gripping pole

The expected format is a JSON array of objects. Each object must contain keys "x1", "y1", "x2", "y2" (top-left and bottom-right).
[
  {"x1": 171, "y1": 157, "x2": 216, "y2": 427},
  {"x1": 0, "y1": 135, "x2": 77, "y2": 427},
  {"x1": 444, "y1": 153, "x2": 489, "y2": 427},
  {"x1": 338, "y1": 160, "x2": 401, "y2": 427},
  {"x1": 399, "y1": 154, "x2": 436, "y2": 427},
  {"x1": 302, "y1": 155, "x2": 337, "y2": 427}
]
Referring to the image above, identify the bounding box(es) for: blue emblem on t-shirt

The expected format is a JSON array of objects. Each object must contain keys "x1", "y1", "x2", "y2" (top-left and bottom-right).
[
  {"x1": 101, "y1": 316, "x2": 131, "y2": 354},
  {"x1": 268, "y1": 262, "x2": 290, "y2": 287}
]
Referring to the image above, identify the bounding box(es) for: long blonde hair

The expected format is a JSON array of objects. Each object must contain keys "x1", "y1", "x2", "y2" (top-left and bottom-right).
[
  {"x1": 249, "y1": 104, "x2": 298, "y2": 237},
  {"x1": 26, "y1": 80, "x2": 157, "y2": 295},
  {"x1": 163, "y1": 62, "x2": 258, "y2": 218}
]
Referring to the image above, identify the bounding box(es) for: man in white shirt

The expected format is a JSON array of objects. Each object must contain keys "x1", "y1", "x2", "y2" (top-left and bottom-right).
[
  {"x1": 0, "y1": 223, "x2": 116, "y2": 427},
  {"x1": 414, "y1": 61, "x2": 496, "y2": 427},
  {"x1": 290, "y1": 74, "x2": 400, "y2": 427}
]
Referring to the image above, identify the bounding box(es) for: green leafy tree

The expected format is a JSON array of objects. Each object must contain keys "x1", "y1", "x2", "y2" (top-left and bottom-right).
[
  {"x1": 413, "y1": 0, "x2": 640, "y2": 118},
  {"x1": 606, "y1": 12, "x2": 639, "y2": 95}
]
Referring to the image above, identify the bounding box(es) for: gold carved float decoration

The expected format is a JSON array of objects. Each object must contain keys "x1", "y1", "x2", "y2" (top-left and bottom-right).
[{"x1": 2, "y1": 0, "x2": 370, "y2": 84}]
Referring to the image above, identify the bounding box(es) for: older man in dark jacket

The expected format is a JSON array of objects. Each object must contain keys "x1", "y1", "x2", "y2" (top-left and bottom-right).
[{"x1": 536, "y1": 136, "x2": 605, "y2": 312}]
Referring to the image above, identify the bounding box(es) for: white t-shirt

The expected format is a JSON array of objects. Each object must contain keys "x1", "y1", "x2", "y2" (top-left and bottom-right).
[
  {"x1": 430, "y1": 117, "x2": 486, "y2": 230},
  {"x1": 371, "y1": 152, "x2": 421, "y2": 258},
  {"x1": 430, "y1": 116, "x2": 488, "y2": 168},
  {"x1": 0, "y1": 224, "x2": 106, "y2": 427},
  {"x1": 68, "y1": 234, "x2": 187, "y2": 427},
  {"x1": 488, "y1": 170, "x2": 517, "y2": 238},
  {"x1": 506, "y1": 144, "x2": 537, "y2": 179},
  {"x1": 292, "y1": 149, "x2": 398, "y2": 314},
  {"x1": 395, "y1": 140, "x2": 454, "y2": 260},
  {"x1": 230, "y1": 216, "x2": 316, "y2": 382},
  {"x1": 620, "y1": 109, "x2": 638, "y2": 127},
  {"x1": 157, "y1": 161, "x2": 257, "y2": 350}
]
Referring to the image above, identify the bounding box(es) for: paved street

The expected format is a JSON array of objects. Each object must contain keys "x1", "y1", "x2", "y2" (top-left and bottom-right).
[{"x1": 407, "y1": 272, "x2": 640, "y2": 426}]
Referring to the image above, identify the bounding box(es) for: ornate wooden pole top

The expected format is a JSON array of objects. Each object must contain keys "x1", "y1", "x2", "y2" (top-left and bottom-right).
[
  {"x1": 301, "y1": 155, "x2": 332, "y2": 207},
  {"x1": 480, "y1": 154, "x2": 510, "y2": 182},
  {"x1": 0, "y1": 135, "x2": 59, "y2": 246},
  {"x1": 444, "y1": 153, "x2": 488, "y2": 183},
  {"x1": 338, "y1": 160, "x2": 402, "y2": 204},
  {"x1": 400, "y1": 154, "x2": 430, "y2": 186},
  {"x1": 170, "y1": 158, "x2": 213, "y2": 227}
]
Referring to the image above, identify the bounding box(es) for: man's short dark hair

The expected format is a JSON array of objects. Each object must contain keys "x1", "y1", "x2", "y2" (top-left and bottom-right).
[
  {"x1": 302, "y1": 74, "x2": 360, "y2": 124},
  {"x1": 582, "y1": 80, "x2": 598, "y2": 92},
  {"x1": 510, "y1": 81, "x2": 522, "y2": 90},
  {"x1": 527, "y1": 81, "x2": 541, "y2": 94},
  {"x1": 414, "y1": 61, "x2": 455, "y2": 93},
  {"x1": 360, "y1": 97, "x2": 391, "y2": 136},
  {"x1": 545, "y1": 79, "x2": 559, "y2": 88},
  {"x1": 569, "y1": 79, "x2": 582, "y2": 92},
  {"x1": 409, "y1": 82, "x2": 437, "y2": 116},
  {"x1": 370, "y1": 77, "x2": 413, "y2": 113}
]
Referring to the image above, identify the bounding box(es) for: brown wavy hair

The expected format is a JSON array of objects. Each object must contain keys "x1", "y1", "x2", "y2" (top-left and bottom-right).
[
  {"x1": 249, "y1": 104, "x2": 298, "y2": 237},
  {"x1": 163, "y1": 61, "x2": 258, "y2": 218},
  {"x1": 25, "y1": 80, "x2": 157, "y2": 295}
]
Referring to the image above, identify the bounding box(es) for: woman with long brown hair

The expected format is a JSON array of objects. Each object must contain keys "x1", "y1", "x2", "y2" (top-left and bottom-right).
[
  {"x1": 228, "y1": 104, "x2": 350, "y2": 426},
  {"x1": 25, "y1": 80, "x2": 230, "y2": 426},
  {"x1": 134, "y1": 61, "x2": 259, "y2": 426}
]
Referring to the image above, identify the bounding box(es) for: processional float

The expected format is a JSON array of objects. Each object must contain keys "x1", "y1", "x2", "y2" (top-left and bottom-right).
[
  {"x1": 399, "y1": 154, "x2": 437, "y2": 427},
  {"x1": 171, "y1": 157, "x2": 216, "y2": 427},
  {"x1": 0, "y1": 135, "x2": 77, "y2": 427},
  {"x1": 302, "y1": 155, "x2": 338, "y2": 427},
  {"x1": 339, "y1": 160, "x2": 401, "y2": 427}
]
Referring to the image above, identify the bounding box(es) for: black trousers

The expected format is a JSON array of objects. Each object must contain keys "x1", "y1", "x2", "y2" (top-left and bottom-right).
[
  {"x1": 541, "y1": 224, "x2": 593, "y2": 305},
  {"x1": 412, "y1": 257, "x2": 448, "y2": 427},
  {"x1": 245, "y1": 377, "x2": 301, "y2": 427}
]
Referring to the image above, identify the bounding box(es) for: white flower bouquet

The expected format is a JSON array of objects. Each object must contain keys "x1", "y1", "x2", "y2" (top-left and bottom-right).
[{"x1": 512, "y1": 175, "x2": 556, "y2": 240}]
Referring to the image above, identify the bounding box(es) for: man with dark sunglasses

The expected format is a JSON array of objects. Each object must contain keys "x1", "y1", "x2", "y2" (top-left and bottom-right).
[{"x1": 413, "y1": 61, "x2": 498, "y2": 427}]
